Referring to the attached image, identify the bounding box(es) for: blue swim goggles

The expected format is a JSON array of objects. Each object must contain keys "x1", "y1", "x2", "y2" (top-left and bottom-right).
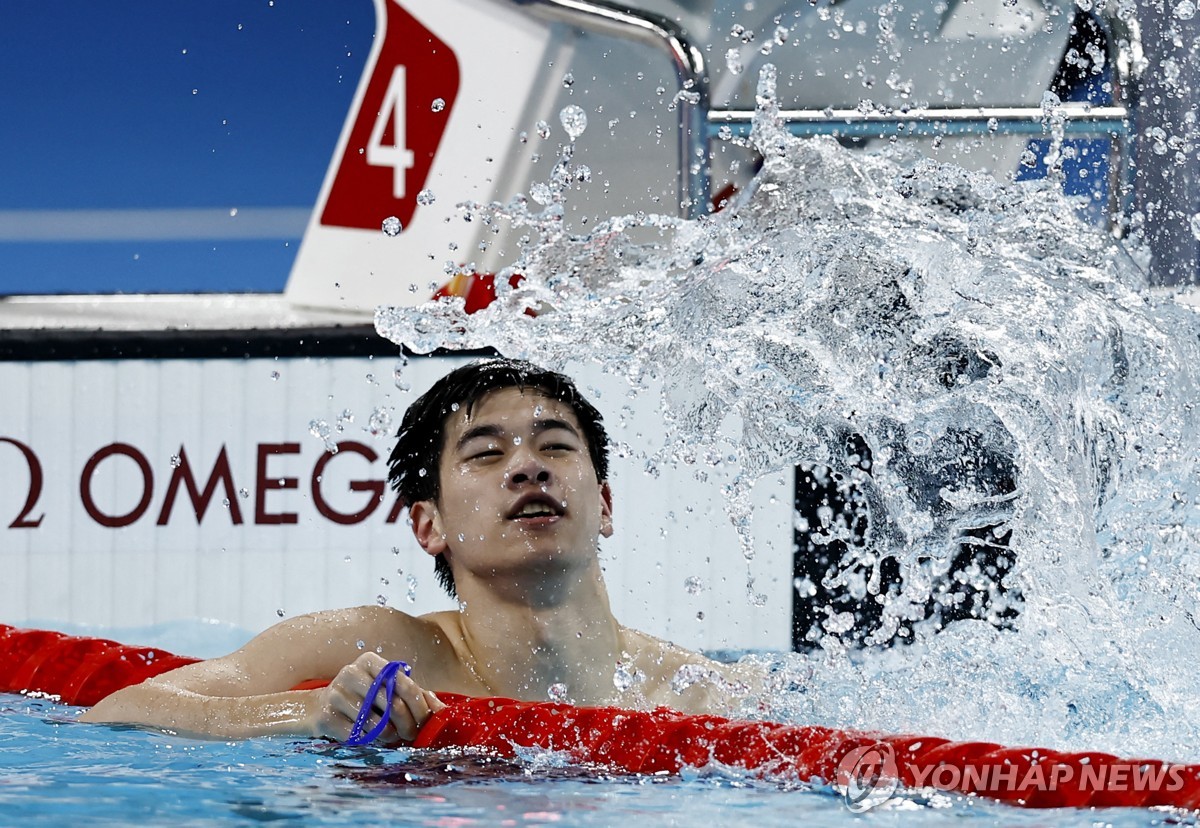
[{"x1": 344, "y1": 660, "x2": 411, "y2": 746}]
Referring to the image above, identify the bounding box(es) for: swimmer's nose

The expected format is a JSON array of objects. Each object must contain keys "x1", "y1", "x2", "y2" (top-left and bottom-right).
[{"x1": 507, "y1": 454, "x2": 551, "y2": 487}]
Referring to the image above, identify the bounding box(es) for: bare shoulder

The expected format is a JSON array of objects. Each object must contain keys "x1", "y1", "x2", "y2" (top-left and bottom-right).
[
  {"x1": 269, "y1": 604, "x2": 425, "y2": 640},
  {"x1": 620, "y1": 627, "x2": 763, "y2": 716},
  {"x1": 146, "y1": 605, "x2": 441, "y2": 696}
]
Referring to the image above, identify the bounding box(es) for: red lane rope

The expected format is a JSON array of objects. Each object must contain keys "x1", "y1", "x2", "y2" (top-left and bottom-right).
[
  {"x1": 0, "y1": 624, "x2": 199, "y2": 707},
  {"x1": 3, "y1": 624, "x2": 1199, "y2": 810}
]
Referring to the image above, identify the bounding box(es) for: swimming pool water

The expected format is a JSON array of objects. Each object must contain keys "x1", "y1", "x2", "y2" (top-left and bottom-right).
[{"x1": 1, "y1": 692, "x2": 1194, "y2": 827}]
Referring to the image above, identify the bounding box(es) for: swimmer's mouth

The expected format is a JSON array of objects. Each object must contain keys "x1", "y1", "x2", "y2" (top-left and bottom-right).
[{"x1": 507, "y1": 495, "x2": 565, "y2": 521}]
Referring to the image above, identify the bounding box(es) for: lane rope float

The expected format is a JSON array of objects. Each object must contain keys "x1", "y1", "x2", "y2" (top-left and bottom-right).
[{"x1": 3, "y1": 624, "x2": 1199, "y2": 810}]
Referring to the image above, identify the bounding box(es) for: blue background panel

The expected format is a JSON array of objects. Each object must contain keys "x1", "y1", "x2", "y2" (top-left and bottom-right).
[{"x1": 0, "y1": 1, "x2": 373, "y2": 295}]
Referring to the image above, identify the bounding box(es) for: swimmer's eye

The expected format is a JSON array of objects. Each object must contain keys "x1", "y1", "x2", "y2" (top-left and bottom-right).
[
  {"x1": 541, "y1": 443, "x2": 575, "y2": 452},
  {"x1": 467, "y1": 449, "x2": 503, "y2": 461}
]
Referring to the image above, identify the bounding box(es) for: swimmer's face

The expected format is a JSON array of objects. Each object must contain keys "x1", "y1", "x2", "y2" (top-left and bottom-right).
[{"x1": 409, "y1": 388, "x2": 612, "y2": 590}]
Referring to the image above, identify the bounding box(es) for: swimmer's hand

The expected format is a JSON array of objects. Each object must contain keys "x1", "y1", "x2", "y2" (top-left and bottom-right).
[{"x1": 310, "y1": 652, "x2": 445, "y2": 745}]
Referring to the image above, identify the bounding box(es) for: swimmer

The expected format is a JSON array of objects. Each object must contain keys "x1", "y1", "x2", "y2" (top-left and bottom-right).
[{"x1": 82, "y1": 359, "x2": 758, "y2": 743}]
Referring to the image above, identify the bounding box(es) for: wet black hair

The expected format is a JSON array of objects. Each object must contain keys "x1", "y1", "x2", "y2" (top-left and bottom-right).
[{"x1": 387, "y1": 358, "x2": 610, "y2": 597}]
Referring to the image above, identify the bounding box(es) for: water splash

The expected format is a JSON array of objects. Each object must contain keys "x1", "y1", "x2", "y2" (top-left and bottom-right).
[{"x1": 377, "y1": 66, "x2": 1200, "y2": 759}]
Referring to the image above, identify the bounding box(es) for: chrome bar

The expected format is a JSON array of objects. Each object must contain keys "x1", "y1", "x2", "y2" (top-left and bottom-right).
[
  {"x1": 709, "y1": 105, "x2": 1130, "y2": 138},
  {"x1": 514, "y1": 0, "x2": 710, "y2": 218}
]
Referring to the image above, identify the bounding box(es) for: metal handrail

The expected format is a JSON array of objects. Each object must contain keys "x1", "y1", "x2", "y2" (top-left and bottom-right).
[
  {"x1": 710, "y1": 105, "x2": 1130, "y2": 139},
  {"x1": 515, "y1": 0, "x2": 1133, "y2": 220},
  {"x1": 513, "y1": 0, "x2": 710, "y2": 215}
]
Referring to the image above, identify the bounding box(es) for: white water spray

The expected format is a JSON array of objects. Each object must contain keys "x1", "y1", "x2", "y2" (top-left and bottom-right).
[{"x1": 377, "y1": 66, "x2": 1200, "y2": 760}]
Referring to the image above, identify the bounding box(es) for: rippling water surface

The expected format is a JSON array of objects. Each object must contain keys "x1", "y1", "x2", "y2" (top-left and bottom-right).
[{"x1": 3, "y1": 693, "x2": 1191, "y2": 826}]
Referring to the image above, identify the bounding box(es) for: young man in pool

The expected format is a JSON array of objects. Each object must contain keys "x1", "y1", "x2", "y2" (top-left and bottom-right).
[{"x1": 83, "y1": 358, "x2": 755, "y2": 743}]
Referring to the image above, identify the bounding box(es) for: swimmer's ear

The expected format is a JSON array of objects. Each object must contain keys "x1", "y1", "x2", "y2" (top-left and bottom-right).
[
  {"x1": 410, "y1": 500, "x2": 448, "y2": 556},
  {"x1": 599, "y1": 481, "x2": 613, "y2": 538}
]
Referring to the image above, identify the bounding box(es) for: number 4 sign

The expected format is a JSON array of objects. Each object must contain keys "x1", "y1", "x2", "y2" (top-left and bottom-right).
[
  {"x1": 368, "y1": 67, "x2": 417, "y2": 200},
  {"x1": 320, "y1": 4, "x2": 458, "y2": 230},
  {"x1": 286, "y1": 0, "x2": 560, "y2": 312}
]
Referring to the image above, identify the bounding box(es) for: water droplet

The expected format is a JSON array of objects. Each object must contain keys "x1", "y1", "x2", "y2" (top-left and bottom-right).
[
  {"x1": 276, "y1": 608, "x2": 285, "y2": 617},
  {"x1": 729, "y1": 23, "x2": 748, "y2": 40},
  {"x1": 535, "y1": 120, "x2": 551, "y2": 140},
  {"x1": 548, "y1": 682, "x2": 569, "y2": 702},
  {"x1": 382, "y1": 216, "x2": 403, "y2": 236},
  {"x1": 238, "y1": 487, "x2": 250, "y2": 499},
  {"x1": 269, "y1": 370, "x2": 280, "y2": 381},
  {"x1": 406, "y1": 574, "x2": 418, "y2": 602},
  {"x1": 169, "y1": 454, "x2": 182, "y2": 468},
  {"x1": 684, "y1": 575, "x2": 704, "y2": 595},
  {"x1": 907, "y1": 431, "x2": 933, "y2": 455},
  {"x1": 530, "y1": 182, "x2": 554, "y2": 205},
  {"x1": 431, "y1": 97, "x2": 445, "y2": 112},
  {"x1": 613, "y1": 663, "x2": 639, "y2": 692},
  {"x1": 1175, "y1": 0, "x2": 1195, "y2": 18},
  {"x1": 670, "y1": 664, "x2": 709, "y2": 694},
  {"x1": 725, "y1": 47, "x2": 744, "y2": 75},
  {"x1": 366, "y1": 406, "x2": 392, "y2": 437},
  {"x1": 376, "y1": 594, "x2": 388, "y2": 606},
  {"x1": 309, "y1": 419, "x2": 338, "y2": 454},
  {"x1": 416, "y1": 188, "x2": 436, "y2": 206},
  {"x1": 1191, "y1": 213, "x2": 1200, "y2": 241},
  {"x1": 823, "y1": 611, "x2": 856, "y2": 633},
  {"x1": 356, "y1": 639, "x2": 366, "y2": 650},
  {"x1": 559, "y1": 105, "x2": 587, "y2": 141},
  {"x1": 562, "y1": 72, "x2": 574, "y2": 88},
  {"x1": 513, "y1": 435, "x2": 522, "y2": 446}
]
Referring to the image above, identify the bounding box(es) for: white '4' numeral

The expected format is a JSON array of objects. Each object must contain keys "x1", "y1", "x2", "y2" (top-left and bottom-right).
[{"x1": 367, "y1": 66, "x2": 416, "y2": 199}]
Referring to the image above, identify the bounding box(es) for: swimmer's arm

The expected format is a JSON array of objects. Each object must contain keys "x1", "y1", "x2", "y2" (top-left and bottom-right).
[
  {"x1": 79, "y1": 660, "x2": 321, "y2": 739},
  {"x1": 80, "y1": 606, "x2": 443, "y2": 741}
]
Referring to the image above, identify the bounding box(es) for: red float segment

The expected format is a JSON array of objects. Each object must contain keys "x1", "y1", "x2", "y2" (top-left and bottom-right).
[
  {"x1": 5, "y1": 624, "x2": 1200, "y2": 810},
  {"x1": 412, "y1": 695, "x2": 1200, "y2": 809},
  {"x1": 0, "y1": 624, "x2": 199, "y2": 706}
]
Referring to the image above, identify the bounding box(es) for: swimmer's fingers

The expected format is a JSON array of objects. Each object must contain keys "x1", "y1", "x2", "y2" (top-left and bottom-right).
[
  {"x1": 385, "y1": 676, "x2": 444, "y2": 742},
  {"x1": 311, "y1": 653, "x2": 393, "y2": 741},
  {"x1": 310, "y1": 683, "x2": 362, "y2": 741}
]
